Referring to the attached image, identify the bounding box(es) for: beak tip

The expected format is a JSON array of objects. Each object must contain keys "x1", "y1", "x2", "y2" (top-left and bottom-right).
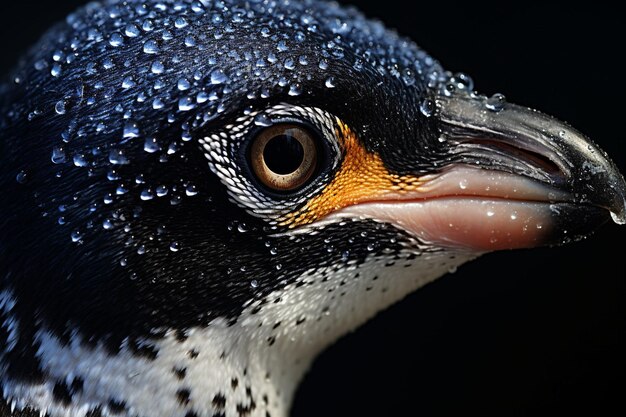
[
  {"x1": 609, "y1": 198, "x2": 626, "y2": 225},
  {"x1": 611, "y1": 176, "x2": 626, "y2": 225}
]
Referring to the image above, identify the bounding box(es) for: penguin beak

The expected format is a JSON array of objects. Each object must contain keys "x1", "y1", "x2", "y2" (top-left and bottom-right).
[
  {"x1": 429, "y1": 95, "x2": 626, "y2": 249},
  {"x1": 330, "y1": 95, "x2": 626, "y2": 251}
]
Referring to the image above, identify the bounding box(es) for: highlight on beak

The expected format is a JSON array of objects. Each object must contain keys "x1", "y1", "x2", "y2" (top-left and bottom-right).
[{"x1": 329, "y1": 95, "x2": 626, "y2": 252}]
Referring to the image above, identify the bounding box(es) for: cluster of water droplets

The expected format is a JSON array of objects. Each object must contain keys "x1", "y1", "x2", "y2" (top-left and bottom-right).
[
  {"x1": 424, "y1": 70, "x2": 510, "y2": 116},
  {"x1": 5, "y1": 0, "x2": 462, "y2": 273}
]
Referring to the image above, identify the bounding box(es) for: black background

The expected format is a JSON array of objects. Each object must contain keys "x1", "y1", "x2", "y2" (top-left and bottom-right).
[{"x1": 1, "y1": 2, "x2": 624, "y2": 416}]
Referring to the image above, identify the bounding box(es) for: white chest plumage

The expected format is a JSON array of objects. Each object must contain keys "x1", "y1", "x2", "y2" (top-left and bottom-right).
[{"x1": 1, "y1": 249, "x2": 472, "y2": 417}]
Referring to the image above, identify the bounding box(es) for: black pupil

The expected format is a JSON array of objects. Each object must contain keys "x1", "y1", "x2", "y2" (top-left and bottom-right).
[{"x1": 263, "y1": 134, "x2": 305, "y2": 175}]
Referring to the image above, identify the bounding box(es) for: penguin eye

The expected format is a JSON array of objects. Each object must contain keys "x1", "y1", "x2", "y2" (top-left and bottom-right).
[{"x1": 249, "y1": 124, "x2": 319, "y2": 192}]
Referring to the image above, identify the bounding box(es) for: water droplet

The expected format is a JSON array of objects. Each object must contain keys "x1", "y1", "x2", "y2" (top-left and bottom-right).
[
  {"x1": 177, "y1": 78, "x2": 191, "y2": 91},
  {"x1": 71, "y1": 230, "x2": 82, "y2": 243},
  {"x1": 288, "y1": 84, "x2": 302, "y2": 96},
  {"x1": 185, "y1": 185, "x2": 198, "y2": 196},
  {"x1": 109, "y1": 149, "x2": 129, "y2": 165},
  {"x1": 122, "y1": 76, "x2": 136, "y2": 89},
  {"x1": 197, "y1": 91, "x2": 209, "y2": 103},
  {"x1": 277, "y1": 40, "x2": 288, "y2": 52},
  {"x1": 143, "y1": 40, "x2": 159, "y2": 54},
  {"x1": 419, "y1": 98, "x2": 435, "y2": 117},
  {"x1": 144, "y1": 137, "x2": 160, "y2": 153},
  {"x1": 150, "y1": 61, "x2": 165, "y2": 74},
  {"x1": 140, "y1": 189, "x2": 154, "y2": 201},
  {"x1": 142, "y1": 19, "x2": 154, "y2": 31},
  {"x1": 125, "y1": 24, "x2": 140, "y2": 37},
  {"x1": 284, "y1": 58, "x2": 295, "y2": 70},
  {"x1": 175, "y1": 17, "x2": 188, "y2": 28},
  {"x1": 237, "y1": 223, "x2": 248, "y2": 233},
  {"x1": 184, "y1": 36, "x2": 196, "y2": 47},
  {"x1": 486, "y1": 210, "x2": 495, "y2": 217},
  {"x1": 178, "y1": 97, "x2": 195, "y2": 111},
  {"x1": 51, "y1": 64, "x2": 62, "y2": 77},
  {"x1": 366, "y1": 243, "x2": 375, "y2": 251},
  {"x1": 103, "y1": 219, "x2": 114, "y2": 230},
  {"x1": 401, "y1": 68, "x2": 415, "y2": 86},
  {"x1": 123, "y1": 122, "x2": 140, "y2": 139},
  {"x1": 152, "y1": 98, "x2": 165, "y2": 110},
  {"x1": 101, "y1": 60, "x2": 117, "y2": 73},
  {"x1": 16, "y1": 170, "x2": 28, "y2": 184},
  {"x1": 116, "y1": 184, "x2": 128, "y2": 195},
  {"x1": 325, "y1": 77, "x2": 336, "y2": 88},
  {"x1": 73, "y1": 154, "x2": 88, "y2": 167},
  {"x1": 51, "y1": 147, "x2": 66, "y2": 164},
  {"x1": 454, "y1": 73, "x2": 474, "y2": 91},
  {"x1": 251, "y1": 280, "x2": 259, "y2": 288},
  {"x1": 294, "y1": 31, "x2": 306, "y2": 42},
  {"x1": 485, "y1": 93, "x2": 506, "y2": 112},
  {"x1": 459, "y1": 179, "x2": 468, "y2": 190},
  {"x1": 169, "y1": 241, "x2": 180, "y2": 252},
  {"x1": 443, "y1": 83, "x2": 456, "y2": 96},
  {"x1": 34, "y1": 59, "x2": 47, "y2": 71},
  {"x1": 254, "y1": 114, "x2": 273, "y2": 127},
  {"x1": 448, "y1": 266, "x2": 458, "y2": 274},
  {"x1": 54, "y1": 100, "x2": 67, "y2": 115},
  {"x1": 109, "y1": 33, "x2": 124, "y2": 47},
  {"x1": 156, "y1": 185, "x2": 169, "y2": 197},
  {"x1": 210, "y1": 69, "x2": 228, "y2": 85},
  {"x1": 319, "y1": 60, "x2": 329, "y2": 70},
  {"x1": 107, "y1": 170, "x2": 120, "y2": 181}
]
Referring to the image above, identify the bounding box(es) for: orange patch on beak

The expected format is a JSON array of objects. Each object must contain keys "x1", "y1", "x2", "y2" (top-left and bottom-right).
[{"x1": 280, "y1": 120, "x2": 423, "y2": 227}]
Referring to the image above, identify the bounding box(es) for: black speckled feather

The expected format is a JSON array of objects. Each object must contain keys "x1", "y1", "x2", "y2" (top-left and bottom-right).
[{"x1": 0, "y1": 0, "x2": 441, "y2": 396}]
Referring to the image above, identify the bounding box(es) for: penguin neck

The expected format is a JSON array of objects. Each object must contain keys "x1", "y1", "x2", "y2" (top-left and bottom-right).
[{"x1": 2, "y1": 251, "x2": 473, "y2": 417}]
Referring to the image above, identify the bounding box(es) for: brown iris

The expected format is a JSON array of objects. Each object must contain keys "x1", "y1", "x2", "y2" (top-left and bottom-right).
[{"x1": 250, "y1": 124, "x2": 318, "y2": 192}]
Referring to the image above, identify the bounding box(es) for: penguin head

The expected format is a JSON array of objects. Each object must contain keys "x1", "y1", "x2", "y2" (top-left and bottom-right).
[{"x1": 1, "y1": 0, "x2": 624, "y2": 416}]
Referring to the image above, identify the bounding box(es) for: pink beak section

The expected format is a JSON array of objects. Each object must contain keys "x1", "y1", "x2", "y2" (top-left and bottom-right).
[{"x1": 328, "y1": 166, "x2": 585, "y2": 251}]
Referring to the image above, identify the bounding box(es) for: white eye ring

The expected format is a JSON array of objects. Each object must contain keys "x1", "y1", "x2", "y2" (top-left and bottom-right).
[{"x1": 250, "y1": 124, "x2": 318, "y2": 191}]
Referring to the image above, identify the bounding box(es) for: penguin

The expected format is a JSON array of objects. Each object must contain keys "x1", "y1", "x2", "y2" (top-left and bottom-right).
[{"x1": 0, "y1": 1, "x2": 624, "y2": 417}]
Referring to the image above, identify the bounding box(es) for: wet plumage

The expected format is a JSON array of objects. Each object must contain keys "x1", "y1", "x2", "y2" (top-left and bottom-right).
[{"x1": 1, "y1": 1, "x2": 624, "y2": 416}]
